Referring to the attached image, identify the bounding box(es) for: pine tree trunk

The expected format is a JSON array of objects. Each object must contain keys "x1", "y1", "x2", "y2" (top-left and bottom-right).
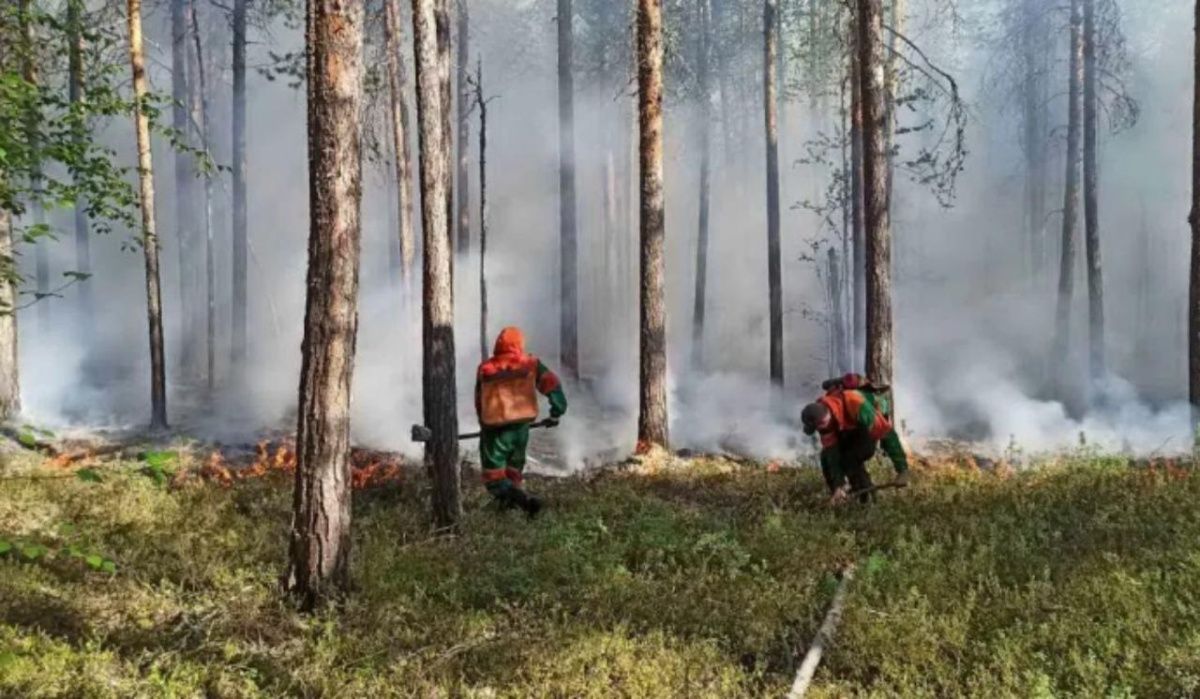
[
  {"x1": 828, "y1": 247, "x2": 847, "y2": 374},
  {"x1": 413, "y1": 0, "x2": 462, "y2": 527},
  {"x1": 18, "y1": 0, "x2": 49, "y2": 333},
  {"x1": 558, "y1": 0, "x2": 579, "y2": 376},
  {"x1": 1054, "y1": 0, "x2": 1083, "y2": 392},
  {"x1": 1082, "y1": 0, "x2": 1104, "y2": 382},
  {"x1": 1190, "y1": 0, "x2": 1200, "y2": 412},
  {"x1": 284, "y1": 0, "x2": 365, "y2": 611},
  {"x1": 476, "y1": 59, "x2": 488, "y2": 363},
  {"x1": 127, "y1": 0, "x2": 169, "y2": 430},
  {"x1": 232, "y1": 0, "x2": 248, "y2": 367},
  {"x1": 1022, "y1": 0, "x2": 1047, "y2": 281},
  {"x1": 439, "y1": 0, "x2": 453, "y2": 264},
  {"x1": 172, "y1": 0, "x2": 199, "y2": 379},
  {"x1": 384, "y1": 0, "x2": 416, "y2": 287},
  {"x1": 637, "y1": 0, "x2": 668, "y2": 450},
  {"x1": 764, "y1": 0, "x2": 784, "y2": 387},
  {"x1": 858, "y1": 0, "x2": 892, "y2": 386},
  {"x1": 884, "y1": 0, "x2": 904, "y2": 202},
  {"x1": 692, "y1": 0, "x2": 711, "y2": 370},
  {"x1": 68, "y1": 0, "x2": 93, "y2": 326},
  {"x1": 0, "y1": 204, "x2": 19, "y2": 421},
  {"x1": 190, "y1": 0, "x2": 216, "y2": 393},
  {"x1": 849, "y1": 27, "x2": 865, "y2": 371},
  {"x1": 455, "y1": 0, "x2": 470, "y2": 256}
]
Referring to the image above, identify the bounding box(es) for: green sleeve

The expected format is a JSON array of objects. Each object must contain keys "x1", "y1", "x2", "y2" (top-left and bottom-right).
[
  {"x1": 856, "y1": 397, "x2": 880, "y2": 430},
  {"x1": 820, "y1": 447, "x2": 843, "y2": 489},
  {"x1": 881, "y1": 429, "x2": 909, "y2": 474},
  {"x1": 536, "y1": 361, "x2": 568, "y2": 417}
]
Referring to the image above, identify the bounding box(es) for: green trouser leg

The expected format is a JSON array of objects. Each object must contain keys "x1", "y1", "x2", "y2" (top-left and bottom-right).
[{"x1": 480, "y1": 424, "x2": 531, "y2": 502}]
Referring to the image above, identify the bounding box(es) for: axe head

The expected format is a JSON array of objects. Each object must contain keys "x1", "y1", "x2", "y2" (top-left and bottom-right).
[{"x1": 410, "y1": 424, "x2": 433, "y2": 443}]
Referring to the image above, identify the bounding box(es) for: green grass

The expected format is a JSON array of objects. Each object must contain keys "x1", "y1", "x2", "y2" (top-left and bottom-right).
[{"x1": 1, "y1": 452, "x2": 1199, "y2": 697}]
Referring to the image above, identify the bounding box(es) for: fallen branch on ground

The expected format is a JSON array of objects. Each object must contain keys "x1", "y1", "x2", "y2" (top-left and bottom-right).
[{"x1": 787, "y1": 563, "x2": 856, "y2": 699}]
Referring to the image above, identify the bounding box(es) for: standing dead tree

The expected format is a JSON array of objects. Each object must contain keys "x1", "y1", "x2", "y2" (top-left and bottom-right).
[
  {"x1": 471, "y1": 59, "x2": 492, "y2": 362},
  {"x1": 285, "y1": 0, "x2": 366, "y2": 611}
]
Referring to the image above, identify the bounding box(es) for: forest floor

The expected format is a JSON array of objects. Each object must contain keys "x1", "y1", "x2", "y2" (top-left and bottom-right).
[{"x1": 1, "y1": 442, "x2": 1199, "y2": 697}]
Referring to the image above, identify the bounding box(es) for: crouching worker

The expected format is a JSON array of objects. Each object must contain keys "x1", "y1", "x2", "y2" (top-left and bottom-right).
[
  {"x1": 475, "y1": 327, "x2": 568, "y2": 518},
  {"x1": 801, "y1": 375, "x2": 908, "y2": 505}
]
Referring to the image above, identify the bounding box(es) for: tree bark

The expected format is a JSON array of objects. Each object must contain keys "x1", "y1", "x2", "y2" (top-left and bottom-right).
[
  {"x1": 692, "y1": 0, "x2": 711, "y2": 370},
  {"x1": 127, "y1": 0, "x2": 169, "y2": 430},
  {"x1": 558, "y1": 0, "x2": 579, "y2": 376},
  {"x1": 18, "y1": 0, "x2": 49, "y2": 333},
  {"x1": 232, "y1": 0, "x2": 248, "y2": 367},
  {"x1": 476, "y1": 59, "x2": 488, "y2": 362},
  {"x1": 884, "y1": 0, "x2": 904, "y2": 203},
  {"x1": 858, "y1": 0, "x2": 892, "y2": 386},
  {"x1": 1082, "y1": 0, "x2": 1104, "y2": 382},
  {"x1": 637, "y1": 0, "x2": 668, "y2": 450},
  {"x1": 0, "y1": 205, "x2": 19, "y2": 420},
  {"x1": 68, "y1": 0, "x2": 93, "y2": 326},
  {"x1": 455, "y1": 0, "x2": 469, "y2": 256},
  {"x1": 190, "y1": 0, "x2": 216, "y2": 393},
  {"x1": 413, "y1": 0, "x2": 462, "y2": 527},
  {"x1": 828, "y1": 247, "x2": 847, "y2": 375},
  {"x1": 1190, "y1": 0, "x2": 1200, "y2": 412},
  {"x1": 1054, "y1": 0, "x2": 1083, "y2": 393},
  {"x1": 384, "y1": 0, "x2": 416, "y2": 287},
  {"x1": 849, "y1": 25, "x2": 865, "y2": 371},
  {"x1": 172, "y1": 0, "x2": 199, "y2": 379},
  {"x1": 764, "y1": 0, "x2": 784, "y2": 387},
  {"x1": 1022, "y1": 0, "x2": 1047, "y2": 282},
  {"x1": 285, "y1": 0, "x2": 365, "y2": 612}
]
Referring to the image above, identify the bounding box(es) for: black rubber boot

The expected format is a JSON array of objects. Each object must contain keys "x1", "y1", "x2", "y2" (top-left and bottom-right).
[{"x1": 505, "y1": 488, "x2": 543, "y2": 520}]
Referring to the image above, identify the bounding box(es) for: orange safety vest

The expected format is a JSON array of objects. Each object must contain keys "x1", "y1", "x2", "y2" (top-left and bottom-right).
[
  {"x1": 817, "y1": 389, "x2": 893, "y2": 449},
  {"x1": 477, "y1": 327, "x2": 541, "y2": 428}
]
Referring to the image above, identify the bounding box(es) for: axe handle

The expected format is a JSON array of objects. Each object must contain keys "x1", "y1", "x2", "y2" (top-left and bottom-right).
[{"x1": 458, "y1": 418, "x2": 558, "y2": 441}]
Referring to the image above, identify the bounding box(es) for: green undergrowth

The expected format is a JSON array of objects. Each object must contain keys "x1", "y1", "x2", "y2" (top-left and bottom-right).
[{"x1": 1, "y1": 451, "x2": 1200, "y2": 697}]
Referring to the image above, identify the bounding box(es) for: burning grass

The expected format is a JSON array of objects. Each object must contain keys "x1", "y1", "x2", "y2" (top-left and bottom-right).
[{"x1": 2, "y1": 448, "x2": 1200, "y2": 697}]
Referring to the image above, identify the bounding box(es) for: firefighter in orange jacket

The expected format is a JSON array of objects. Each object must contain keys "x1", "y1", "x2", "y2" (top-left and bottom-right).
[
  {"x1": 802, "y1": 374, "x2": 909, "y2": 504},
  {"x1": 474, "y1": 327, "x2": 568, "y2": 518}
]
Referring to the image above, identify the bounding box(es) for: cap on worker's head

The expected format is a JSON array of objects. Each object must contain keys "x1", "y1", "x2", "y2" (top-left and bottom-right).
[
  {"x1": 493, "y1": 326, "x2": 526, "y2": 357},
  {"x1": 801, "y1": 402, "x2": 831, "y2": 436}
]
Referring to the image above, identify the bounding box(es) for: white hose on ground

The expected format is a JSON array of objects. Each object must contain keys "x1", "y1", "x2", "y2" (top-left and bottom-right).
[{"x1": 787, "y1": 563, "x2": 856, "y2": 699}]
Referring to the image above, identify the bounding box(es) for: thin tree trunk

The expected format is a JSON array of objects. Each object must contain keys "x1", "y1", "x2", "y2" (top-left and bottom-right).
[
  {"x1": 637, "y1": 0, "x2": 668, "y2": 450},
  {"x1": 476, "y1": 59, "x2": 488, "y2": 362},
  {"x1": 68, "y1": 0, "x2": 93, "y2": 326},
  {"x1": 1054, "y1": 0, "x2": 1084, "y2": 394},
  {"x1": 692, "y1": 0, "x2": 711, "y2": 370},
  {"x1": 127, "y1": 0, "x2": 169, "y2": 430},
  {"x1": 849, "y1": 27, "x2": 865, "y2": 370},
  {"x1": 172, "y1": 0, "x2": 198, "y2": 379},
  {"x1": 828, "y1": 247, "x2": 847, "y2": 374},
  {"x1": 1190, "y1": 0, "x2": 1200, "y2": 412},
  {"x1": 439, "y1": 0, "x2": 452, "y2": 265},
  {"x1": 284, "y1": 0, "x2": 365, "y2": 612},
  {"x1": 413, "y1": 0, "x2": 461, "y2": 527},
  {"x1": 455, "y1": 0, "x2": 469, "y2": 256},
  {"x1": 18, "y1": 0, "x2": 49, "y2": 333},
  {"x1": 384, "y1": 0, "x2": 416, "y2": 287},
  {"x1": 231, "y1": 0, "x2": 248, "y2": 367},
  {"x1": 1082, "y1": 0, "x2": 1104, "y2": 382},
  {"x1": 558, "y1": 0, "x2": 579, "y2": 376},
  {"x1": 1022, "y1": 0, "x2": 1046, "y2": 281},
  {"x1": 764, "y1": 0, "x2": 784, "y2": 387},
  {"x1": 858, "y1": 0, "x2": 892, "y2": 386},
  {"x1": 190, "y1": 0, "x2": 216, "y2": 393},
  {"x1": 0, "y1": 204, "x2": 19, "y2": 420}
]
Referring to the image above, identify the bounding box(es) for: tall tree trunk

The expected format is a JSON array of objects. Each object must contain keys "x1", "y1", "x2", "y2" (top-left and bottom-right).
[
  {"x1": 1022, "y1": 0, "x2": 1047, "y2": 281},
  {"x1": 1082, "y1": 0, "x2": 1104, "y2": 382},
  {"x1": 637, "y1": 0, "x2": 668, "y2": 450},
  {"x1": 172, "y1": 0, "x2": 198, "y2": 379},
  {"x1": 18, "y1": 0, "x2": 49, "y2": 333},
  {"x1": 1190, "y1": 0, "x2": 1200, "y2": 413},
  {"x1": 232, "y1": 0, "x2": 248, "y2": 366},
  {"x1": 68, "y1": 0, "x2": 93, "y2": 326},
  {"x1": 190, "y1": 0, "x2": 216, "y2": 393},
  {"x1": 828, "y1": 247, "x2": 848, "y2": 374},
  {"x1": 413, "y1": 0, "x2": 461, "y2": 527},
  {"x1": 127, "y1": 0, "x2": 169, "y2": 430},
  {"x1": 884, "y1": 0, "x2": 904, "y2": 203},
  {"x1": 692, "y1": 0, "x2": 711, "y2": 370},
  {"x1": 849, "y1": 26, "x2": 865, "y2": 370},
  {"x1": 1054, "y1": 0, "x2": 1084, "y2": 394},
  {"x1": 558, "y1": 0, "x2": 579, "y2": 376},
  {"x1": 858, "y1": 0, "x2": 892, "y2": 386},
  {"x1": 455, "y1": 0, "x2": 470, "y2": 256},
  {"x1": 384, "y1": 0, "x2": 416, "y2": 287},
  {"x1": 0, "y1": 204, "x2": 19, "y2": 420},
  {"x1": 764, "y1": 0, "x2": 784, "y2": 387},
  {"x1": 284, "y1": 0, "x2": 365, "y2": 611},
  {"x1": 475, "y1": 59, "x2": 488, "y2": 362},
  {"x1": 439, "y1": 0, "x2": 453, "y2": 265}
]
